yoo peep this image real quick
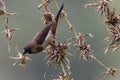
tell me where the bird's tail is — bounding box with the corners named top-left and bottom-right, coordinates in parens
top-left (55, 3), bottom-right (64, 22)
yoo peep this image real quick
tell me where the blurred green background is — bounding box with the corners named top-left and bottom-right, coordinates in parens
top-left (0, 0), bottom-right (120, 80)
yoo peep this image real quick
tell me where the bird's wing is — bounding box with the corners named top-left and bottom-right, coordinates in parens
top-left (32, 23), bottom-right (52, 45)
top-left (31, 45), bottom-right (43, 53)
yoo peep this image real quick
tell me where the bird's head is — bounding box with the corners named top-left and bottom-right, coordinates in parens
top-left (22, 47), bottom-right (32, 55)
top-left (22, 40), bottom-right (44, 55)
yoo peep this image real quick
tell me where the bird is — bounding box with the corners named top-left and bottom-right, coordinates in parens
top-left (22, 3), bottom-right (64, 55)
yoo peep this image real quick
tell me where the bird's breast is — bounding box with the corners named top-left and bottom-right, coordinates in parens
top-left (41, 30), bottom-right (53, 49)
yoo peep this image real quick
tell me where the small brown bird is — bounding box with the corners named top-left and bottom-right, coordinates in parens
top-left (23, 3), bottom-right (64, 55)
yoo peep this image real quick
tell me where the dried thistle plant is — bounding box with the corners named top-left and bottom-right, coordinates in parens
top-left (0, 0), bottom-right (17, 53)
top-left (1, 17), bottom-right (19, 53)
top-left (0, 0), bottom-right (16, 16)
top-left (41, 10), bottom-right (66, 25)
top-left (59, 10), bottom-right (66, 19)
top-left (69, 32), bottom-right (94, 61)
top-left (0, 9), bottom-right (16, 16)
top-left (85, 0), bottom-right (120, 77)
top-left (75, 43), bottom-right (94, 61)
top-left (85, 0), bottom-right (112, 16)
top-left (92, 56), bottom-right (119, 76)
top-left (45, 42), bottom-right (71, 68)
top-left (102, 4), bottom-right (120, 53)
top-left (105, 9), bottom-right (120, 26)
top-left (45, 41), bottom-right (72, 79)
top-left (101, 67), bottom-right (119, 76)
top-left (10, 48), bottom-right (32, 67)
top-left (85, 0), bottom-right (120, 54)
top-left (104, 27), bottom-right (120, 53)
top-left (38, 0), bottom-right (53, 11)
top-left (42, 11), bottom-right (55, 24)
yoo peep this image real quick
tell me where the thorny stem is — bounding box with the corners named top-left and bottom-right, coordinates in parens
top-left (93, 56), bottom-right (109, 69)
top-left (64, 17), bottom-right (78, 36)
top-left (53, 0), bottom-right (78, 36)
top-left (60, 61), bottom-right (66, 77)
top-left (53, 0), bottom-right (59, 9)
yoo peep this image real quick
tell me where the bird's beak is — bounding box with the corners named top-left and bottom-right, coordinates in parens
top-left (22, 49), bottom-right (27, 55)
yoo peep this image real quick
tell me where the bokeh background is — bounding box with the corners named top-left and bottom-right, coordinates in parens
top-left (0, 0), bottom-right (120, 80)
